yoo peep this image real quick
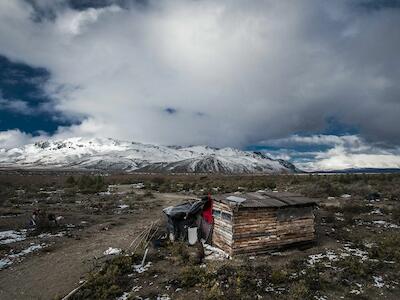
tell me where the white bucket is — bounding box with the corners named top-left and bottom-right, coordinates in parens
top-left (188, 227), bottom-right (198, 245)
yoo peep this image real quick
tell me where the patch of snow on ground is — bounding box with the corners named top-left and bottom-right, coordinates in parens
top-left (342, 245), bottom-right (369, 261)
top-left (349, 289), bottom-right (362, 295)
top-left (38, 231), bottom-right (66, 238)
top-left (157, 295), bottom-right (170, 300)
top-left (335, 213), bottom-right (345, 221)
top-left (370, 208), bottom-right (383, 215)
top-left (373, 275), bottom-right (385, 288)
top-left (132, 285), bottom-right (142, 292)
top-left (0, 258), bottom-right (12, 270)
top-left (372, 220), bottom-right (400, 229)
top-left (0, 214), bottom-right (20, 219)
top-left (308, 250), bottom-right (339, 266)
top-left (99, 191), bottom-right (111, 196)
top-left (307, 245), bottom-right (369, 267)
top-left (118, 204), bottom-right (129, 209)
top-left (103, 247), bottom-right (122, 256)
top-left (0, 230), bottom-right (27, 245)
top-left (364, 242), bottom-right (375, 249)
top-left (0, 243), bottom-right (44, 270)
top-left (116, 292), bottom-right (130, 300)
top-left (203, 243), bottom-right (230, 260)
top-left (134, 262), bottom-right (152, 273)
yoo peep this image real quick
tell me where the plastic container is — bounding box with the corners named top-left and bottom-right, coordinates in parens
top-left (188, 227), bottom-right (198, 245)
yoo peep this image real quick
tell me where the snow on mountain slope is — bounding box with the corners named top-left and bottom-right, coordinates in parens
top-left (0, 137), bottom-right (299, 174)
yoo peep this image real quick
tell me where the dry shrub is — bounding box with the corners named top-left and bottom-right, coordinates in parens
top-left (72, 255), bottom-right (136, 300)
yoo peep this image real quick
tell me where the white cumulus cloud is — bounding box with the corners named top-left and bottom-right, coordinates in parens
top-left (299, 146), bottom-right (400, 171)
top-left (268, 134), bottom-right (400, 171)
top-left (0, 0), bottom-right (399, 171)
top-left (0, 129), bottom-right (40, 149)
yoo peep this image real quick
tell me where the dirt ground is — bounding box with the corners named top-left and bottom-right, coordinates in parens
top-left (1, 172), bottom-right (399, 299)
top-left (0, 191), bottom-right (188, 300)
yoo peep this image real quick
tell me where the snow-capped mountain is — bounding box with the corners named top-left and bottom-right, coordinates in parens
top-left (0, 137), bottom-right (299, 174)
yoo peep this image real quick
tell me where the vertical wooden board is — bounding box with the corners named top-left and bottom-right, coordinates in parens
top-left (212, 200), bottom-right (234, 254)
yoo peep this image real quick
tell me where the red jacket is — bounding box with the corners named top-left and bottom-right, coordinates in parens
top-left (202, 194), bottom-right (213, 224)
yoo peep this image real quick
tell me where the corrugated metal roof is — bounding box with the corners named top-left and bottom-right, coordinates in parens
top-left (213, 191), bottom-right (316, 208)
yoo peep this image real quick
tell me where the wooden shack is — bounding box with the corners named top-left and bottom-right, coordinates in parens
top-left (212, 191), bottom-right (317, 256)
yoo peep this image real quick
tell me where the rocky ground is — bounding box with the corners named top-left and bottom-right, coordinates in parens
top-left (0, 172), bottom-right (399, 299)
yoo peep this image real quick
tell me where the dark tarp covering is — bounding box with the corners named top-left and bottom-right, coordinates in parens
top-left (163, 199), bottom-right (206, 219)
top-left (163, 197), bottom-right (211, 242)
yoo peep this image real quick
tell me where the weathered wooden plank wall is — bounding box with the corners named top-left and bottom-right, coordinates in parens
top-left (212, 201), bottom-right (234, 255)
top-left (232, 206), bottom-right (315, 255)
top-left (212, 202), bottom-right (315, 256)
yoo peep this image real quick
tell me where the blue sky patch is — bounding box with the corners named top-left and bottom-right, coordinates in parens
top-left (246, 144), bottom-right (330, 153)
top-left (245, 117), bottom-right (359, 163)
top-left (322, 116), bottom-right (358, 136)
top-left (0, 55), bottom-right (74, 135)
top-left (164, 107), bottom-right (177, 114)
top-left (358, 0), bottom-right (400, 11)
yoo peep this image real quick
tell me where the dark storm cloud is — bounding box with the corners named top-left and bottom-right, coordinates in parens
top-left (68, 0), bottom-right (149, 10)
top-left (358, 0), bottom-right (400, 11)
top-left (24, 0), bottom-right (59, 22)
top-left (0, 0), bottom-right (400, 172)
top-left (0, 55), bottom-right (74, 134)
top-left (164, 107), bottom-right (177, 114)
top-left (24, 0), bottom-right (149, 21)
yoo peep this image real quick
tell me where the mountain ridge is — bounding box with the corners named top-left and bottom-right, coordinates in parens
top-left (312, 168), bottom-right (400, 174)
top-left (0, 137), bottom-right (299, 174)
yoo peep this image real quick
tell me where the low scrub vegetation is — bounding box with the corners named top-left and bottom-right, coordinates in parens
top-left (1, 171), bottom-right (400, 299)
top-left (66, 175), bottom-right (106, 194)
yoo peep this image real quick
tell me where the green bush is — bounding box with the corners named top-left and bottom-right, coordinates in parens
top-left (66, 176), bottom-right (76, 186)
top-left (368, 233), bottom-right (400, 263)
top-left (337, 257), bottom-right (376, 282)
top-left (270, 269), bottom-right (288, 284)
top-left (266, 181), bottom-right (277, 190)
top-left (179, 266), bottom-right (208, 287)
top-left (75, 175), bottom-right (106, 194)
top-left (143, 190), bottom-right (155, 198)
top-left (288, 280), bottom-right (310, 300)
top-left (169, 242), bottom-right (190, 263)
top-left (389, 207), bottom-right (400, 224)
top-left (73, 255), bottom-right (134, 300)
top-left (300, 181), bottom-right (343, 198)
